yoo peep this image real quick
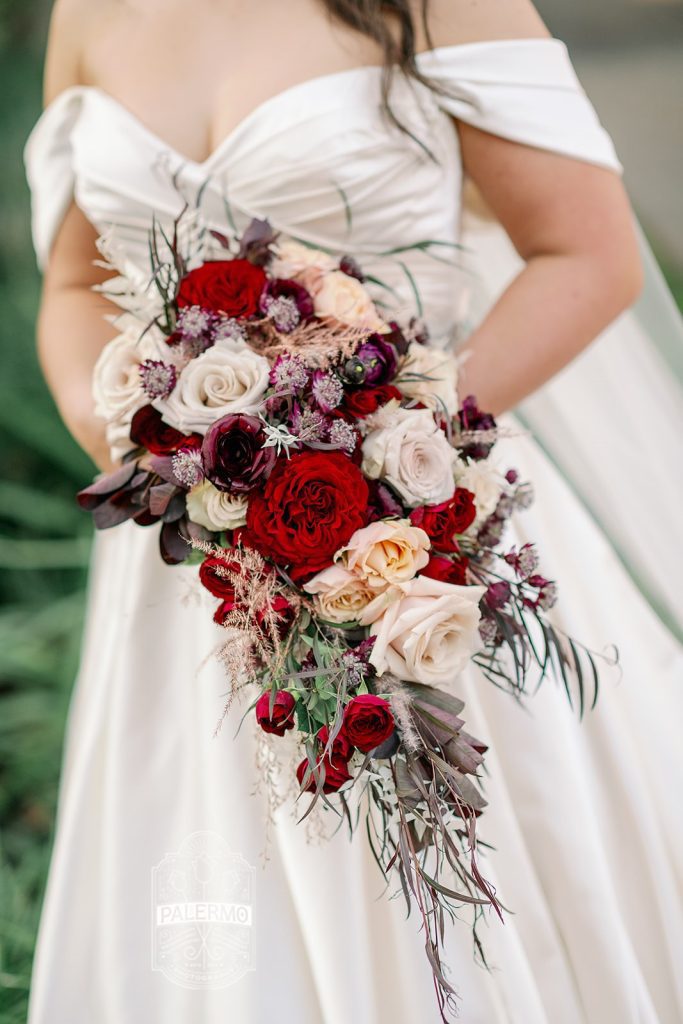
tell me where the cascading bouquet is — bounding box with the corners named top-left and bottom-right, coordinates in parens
top-left (79, 211), bottom-right (606, 1020)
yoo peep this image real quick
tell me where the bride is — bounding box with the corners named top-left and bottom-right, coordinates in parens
top-left (24, 0), bottom-right (683, 1021)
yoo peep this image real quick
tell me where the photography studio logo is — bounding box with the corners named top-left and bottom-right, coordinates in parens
top-left (151, 831), bottom-right (255, 989)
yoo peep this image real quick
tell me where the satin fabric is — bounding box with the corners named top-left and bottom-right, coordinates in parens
top-left (23, 38), bottom-right (683, 1023)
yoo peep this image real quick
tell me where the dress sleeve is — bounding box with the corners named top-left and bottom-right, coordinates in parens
top-left (23, 87), bottom-right (84, 271)
top-left (416, 39), bottom-right (623, 174)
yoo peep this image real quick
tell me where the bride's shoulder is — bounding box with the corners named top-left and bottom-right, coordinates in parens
top-left (418, 0), bottom-right (550, 48)
top-left (43, 0), bottom-right (117, 102)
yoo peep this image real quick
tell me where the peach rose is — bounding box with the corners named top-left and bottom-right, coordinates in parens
top-left (303, 564), bottom-right (376, 624)
top-left (365, 574), bottom-right (485, 686)
top-left (270, 240), bottom-right (337, 295)
top-left (337, 519), bottom-right (430, 591)
top-left (313, 270), bottom-right (386, 331)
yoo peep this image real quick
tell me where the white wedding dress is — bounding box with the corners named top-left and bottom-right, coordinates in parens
top-left (23, 39), bottom-right (683, 1024)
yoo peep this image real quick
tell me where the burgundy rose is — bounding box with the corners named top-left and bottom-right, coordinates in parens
top-left (343, 694), bottom-right (395, 753)
top-left (177, 259), bottom-right (267, 318)
top-left (342, 384), bottom-right (402, 419)
top-left (421, 554), bottom-right (470, 586)
top-left (130, 405), bottom-right (201, 456)
top-left (242, 451), bottom-right (369, 583)
top-left (255, 691), bottom-right (296, 737)
top-left (317, 724), bottom-right (353, 764)
top-left (409, 488), bottom-right (476, 553)
top-left (202, 414), bottom-right (276, 494)
top-left (296, 754), bottom-right (352, 794)
top-left (198, 555), bottom-right (240, 600)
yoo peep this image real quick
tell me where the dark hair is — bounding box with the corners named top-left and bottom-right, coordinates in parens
top-left (321, 1), bottom-right (438, 131)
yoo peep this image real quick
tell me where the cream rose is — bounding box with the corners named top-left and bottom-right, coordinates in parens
top-left (455, 459), bottom-right (504, 524)
top-left (186, 481), bottom-right (248, 531)
top-left (366, 574), bottom-right (486, 686)
top-left (92, 325), bottom-right (159, 460)
top-left (396, 343), bottom-right (459, 416)
top-left (303, 564), bottom-right (376, 624)
top-left (313, 270), bottom-right (385, 331)
top-left (337, 519), bottom-right (430, 591)
top-left (270, 239), bottom-right (337, 294)
top-left (155, 337), bottom-right (270, 434)
top-left (361, 407), bottom-right (457, 507)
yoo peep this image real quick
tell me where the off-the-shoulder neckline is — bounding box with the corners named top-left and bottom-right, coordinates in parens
top-left (26, 37), bottom-right (566, 170)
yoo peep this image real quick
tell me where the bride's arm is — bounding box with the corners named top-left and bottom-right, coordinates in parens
top-left (36, 0), bottom-right (119, 472)
top-left (423, 0), bottom-right (644, 414)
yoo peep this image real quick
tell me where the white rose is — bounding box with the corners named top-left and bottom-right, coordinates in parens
top-left (303, 564), bottom-right (376, 624)
top-left (396, 343), bottom-right (459, 416)
top-left (361, 407), bottom-right (456, 507)
top-left (92, 324), bottom-right (160, 460)
top-left (313, 271), bottom-right (386, 331)
top-left (155, 337), bottom-right (270, 434)
top-left (366, 574), bottom-right (486, 686)
top-left (337, 519), bottom-right (430, 590)
top-left (186, 480), bottom-right (248, 531)
top-left (456, 459), bottom-right (504, 524)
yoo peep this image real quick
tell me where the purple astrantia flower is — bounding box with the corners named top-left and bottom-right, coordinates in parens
top-left (310, 370), bottom-right (344, 413)
top-left (328, 419), bottom-right (357, 455)
top-left (212, 317), bottom-right (247, 344)
top-left (171, 447), bottom-right (204, 490)
top-left (505, 543), bottom-right (540, 579)
top-left (269, 353), bottom-right (310, 393)
top-left (176, 304), bottom-right (216, 341)
top-left (485, 581), bottom-right (511, 611)
top-left (139, 359), bottom-right (177, 400)
top-left (260, 279), bottom-right (314, 333)
top-left (354, 334), bottom-right (399, 387)
top-left (202, 414), bottom-right (276, 493)
top-left (289, 402), bottom-right (327, 444)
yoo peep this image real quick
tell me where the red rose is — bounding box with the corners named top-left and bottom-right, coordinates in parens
top-left (213, 599), bottom-right (238, 625)
top-left (254, 594), bottom-right (297, 641)
top-left (130, 405), bottom-right (201, 455)
top-left (198, 555), bottom-right (240, 600)
top-left (317, 724), bottom-right (353, 764)
top-left (255, 691), bottom-right (296, 737)
top-left (343, 694), bottom-right (395, 753)
top-left (177, 259), bottom-right (267, 318)
top-left (342, 384), bottom-right (402, 419)
top-left (296, 754), bottom-right (352, 794)
top-left (409, 488), bottom-right (476, 553)
top-left (243, 451), bottom-right (369, 582)
top-left (421, 554), bottom-right (470, 586)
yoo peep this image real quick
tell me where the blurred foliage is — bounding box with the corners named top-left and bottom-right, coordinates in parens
top-left (0, 6), bottom-right (681, 1023)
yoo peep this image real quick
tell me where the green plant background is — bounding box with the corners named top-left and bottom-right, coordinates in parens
top-left (0, 4), bottom-right (682, 1023)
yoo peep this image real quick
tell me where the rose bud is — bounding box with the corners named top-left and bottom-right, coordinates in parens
top-left (198, 555), bottom-right (240, 600)
top-left (409, 488), bottom-right (476, 553)
top-left (296, 754), bottom-right (352, 794)
top-left (343, 694), bottom-right (395, 753)
top-left (254, 594), bottom-right (297, 641)
top-left (255, 691), bottom-right (296, 737)
top-left (421, 554), bottom-right (470, 586)
top-left (130, 405), bottom-right (201, 456)
top-left (317, 724), bottom-right (353, 764)
top-left (202, 414), bottom-right (276, 494)
top-left (213, 598), bottom-right (238, 626)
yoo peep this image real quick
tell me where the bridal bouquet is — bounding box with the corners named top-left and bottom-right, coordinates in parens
top-left (79, 213), bottom-right (602, 1020)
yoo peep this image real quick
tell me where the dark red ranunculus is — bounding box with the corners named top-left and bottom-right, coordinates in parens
top-left (421, 554), bottom-right (470, 587)
top-left (296, 754), bottom-right (352, 794)
top-left (130, 405), bottom-right (201, 456)
top-left (409, 488), bottom-right (476, 553)
top-left (202, 414), bottom-right (276, 494)
top-left (317, 724), bottom-right (353, 764)
top-left (198, 555), bottom-right (241, 600)
top-left (255, 691), bottom-right (296, 737)
top-left (177, 259), bottom-right (267, 318)
top-left (342, 384), bottom-right (402, 419)
top-left (243, 451), bottom-right (368, 582)
top-left (343, 694), bottom-right (395, 753)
